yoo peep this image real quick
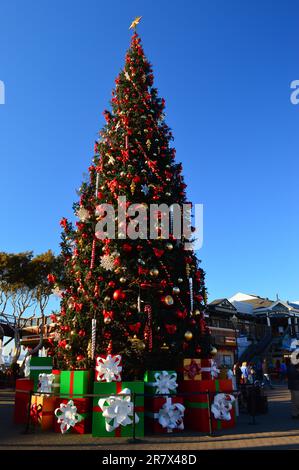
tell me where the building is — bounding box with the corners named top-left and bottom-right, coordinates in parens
top-left (206, 292), bottom-right (299, 368)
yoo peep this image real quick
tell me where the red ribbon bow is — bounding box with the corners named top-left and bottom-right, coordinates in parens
top-left (30, 404), bottom-right (43, 425)
top-left (184, 360), bottom-right (202, 380)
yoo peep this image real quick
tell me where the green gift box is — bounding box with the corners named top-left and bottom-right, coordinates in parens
top-left (60, 370), bottom-right (91, 398)
top-left (92, 381), bottom-right (144, 437)
top-left (29, 357), bottom-right (53, 391)
top-left (144, 370), bottom-right (178, 395)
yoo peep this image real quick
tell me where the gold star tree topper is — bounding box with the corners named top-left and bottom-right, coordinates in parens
top-left (129, 16), bottom-right (142, 30)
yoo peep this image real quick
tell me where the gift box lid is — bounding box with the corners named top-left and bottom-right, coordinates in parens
top-left (30, 357), bottom-right (53, 367)
top-left (144, 370), bottom-right (177, 382)
top-left (15, 378), bottom-right (34, 391)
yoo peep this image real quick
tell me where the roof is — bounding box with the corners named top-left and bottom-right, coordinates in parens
top-left (208, 298), bottom-right (227, 306)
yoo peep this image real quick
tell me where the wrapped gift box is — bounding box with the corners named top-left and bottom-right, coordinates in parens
top-left (92, 381), bottom-right (144, 437)
top-left (14, 378), bottom-right (34, 424)
top-left (30, 394), bottom-right (57, 430)
top-left (179, 379), bottom-right (235, 432)
top-left (60, 370), bottom-right (91, 398)
top-left (54, 397), bottom-right (92, 434)
top-left (183, 358), bottom-right (218, 381)
top-left (144, 370), bottom-right (178, 395)
top-left (52, 369), bottom-right (60, 395)
top-left (29, 357), bottom-right (53, 391)
top-left (145, 396), bottom-right (185, 434)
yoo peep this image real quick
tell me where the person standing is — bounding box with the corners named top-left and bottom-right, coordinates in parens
top-left (262, 358), bottom-right (274, 389)
top-left (240, 362), bottom-right (249, 384)
top-left (287, 362), bottom-right (299, 418)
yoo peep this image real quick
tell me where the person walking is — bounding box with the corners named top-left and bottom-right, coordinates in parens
top-left (280, 361), bottom-right (287, 382)
top-left (287, 361), bottom-right (299, 419)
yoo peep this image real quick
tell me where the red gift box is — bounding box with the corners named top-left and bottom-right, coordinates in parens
top-left (54, 397), bottom-right (92, 434)
top-left (145, 396), bottom-right (185, 434)
top-left (14, 378), bottom-right (34, 424)
top-left (179, 379), bottom-right (235, 432)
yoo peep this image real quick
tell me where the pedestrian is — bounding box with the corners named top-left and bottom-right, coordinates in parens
top-left (280, 362), bottom-right (287, 382)
top-left (287, 361), bottom-right (299, 419)
top-left (262, 358), bottom-right (274, 389)
top-left (234, 362), bottom-right (242, 388)
top-left (240, 362), bottom-right (249, 384)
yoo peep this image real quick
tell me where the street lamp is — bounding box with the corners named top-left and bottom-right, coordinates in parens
top-left (231, 314), bottom-right (239, 362)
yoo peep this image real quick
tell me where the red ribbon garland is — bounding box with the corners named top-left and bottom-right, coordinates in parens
top-left (144, 304), bottom-right (153, 351)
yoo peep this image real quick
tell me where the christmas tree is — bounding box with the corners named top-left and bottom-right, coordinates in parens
top-left (50, 23), bottom-right (212, 379)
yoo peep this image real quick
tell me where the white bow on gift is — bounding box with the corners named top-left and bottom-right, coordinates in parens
top-left (211, 393), bottom-right (235, 421)
top-left (152, 371), bottom-right (178, 394)
top-left (55, 400), bottom-right (81, 434)
top-left (98, 387), bottom-right (139, 432)
top-left (24, 356), bottom-right (31, 377)
top-left (95, 354), bottom-right (122, 382)
top-left (38, 373), bottom-right (55, 394)
top-left (155, 397), bottom-right (185, 433)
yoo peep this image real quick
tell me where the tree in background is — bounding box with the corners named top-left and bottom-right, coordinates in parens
top-left (51, 31), bottom-right (212, 378)
top-left (0, 250), bottom-right (62, 364)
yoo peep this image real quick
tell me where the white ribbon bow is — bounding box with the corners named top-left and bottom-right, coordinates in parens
top-left (38, 373), bottom-right (55, 394)
top-left (55, 400), bottom-right (81, 434)
top-left (151, 371), bottom-right (178, 394)
top-left (98, 387), bottom-right (139, 432)
top-left (154, 397), bottom-right (185, 433)
top-left (211, 393), bottom-right (235, 421)
top-left (24, 356), bottom-right (31, 377)
top-left (95, 354), bottom-right (122, 382)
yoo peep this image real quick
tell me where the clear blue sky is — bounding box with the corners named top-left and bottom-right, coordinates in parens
top-left (0, 0), bottom-right (298, 304)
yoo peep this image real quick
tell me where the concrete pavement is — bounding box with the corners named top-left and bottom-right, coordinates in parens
top-left (1, 384), bottom-right (299, 450)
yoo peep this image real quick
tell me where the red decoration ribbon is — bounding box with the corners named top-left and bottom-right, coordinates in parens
top-left (144, 304), bottom-right (153, 352)
top-left (70, 371), bottom-right (74, 397)
top-left (30, 404), bottom-right (43, 425)
top-left (184, 360), bottom-right (202, 380)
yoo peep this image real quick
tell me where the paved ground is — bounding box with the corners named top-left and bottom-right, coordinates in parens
top-left (1, 384), bottom-right (299, 450)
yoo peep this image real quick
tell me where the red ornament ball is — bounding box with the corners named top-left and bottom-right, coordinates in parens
top-left (122, 243), bottom-right (132, 253)
top-left (113, 289), bottom-right (126, 301)
top-left (76, 355), bottom-right (85, 362)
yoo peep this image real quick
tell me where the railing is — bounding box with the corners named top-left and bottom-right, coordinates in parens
top-left (207, 318), bottom-right (269, 340)
top-left (0, 315), bottom-right (52, 329)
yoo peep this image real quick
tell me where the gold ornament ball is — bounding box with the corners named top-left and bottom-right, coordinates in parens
top-left (166, 242), bottom-right (173, 251)
top-left (177, 278), bottom-right (183, 284)
top-left (194, 309), bottom-right (201, 316)
top-left (120, 171), bottom-right (126, 177)
top-left (163, 295), bottom-right (174, 306)
top-left (119, 277), bottom-right (127, 283)
top-left (165, 192), bottom-right (171, 197)
top-left (150, 268), bottom-right (159, 277)
top-left (104, 317), bottom-right (111, 324)
top-left (184, 331), bottom-right (193, 341)
top-left (65, 344), bottom-right (71, 351)
top-left (70, 330), bottom-right (76, 336)
top-left (172, 286), bottom-right (180, 294)
top-left (210, 346), bottom-right (218, 356)
top-left (104, 296), bottom-right (110, 303)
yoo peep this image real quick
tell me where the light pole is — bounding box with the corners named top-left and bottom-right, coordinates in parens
top-left (231, 314), bottom-right (239, 363)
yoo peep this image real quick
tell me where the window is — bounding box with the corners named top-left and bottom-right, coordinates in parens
top-left (223, 354), bottom-right (233, 367)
